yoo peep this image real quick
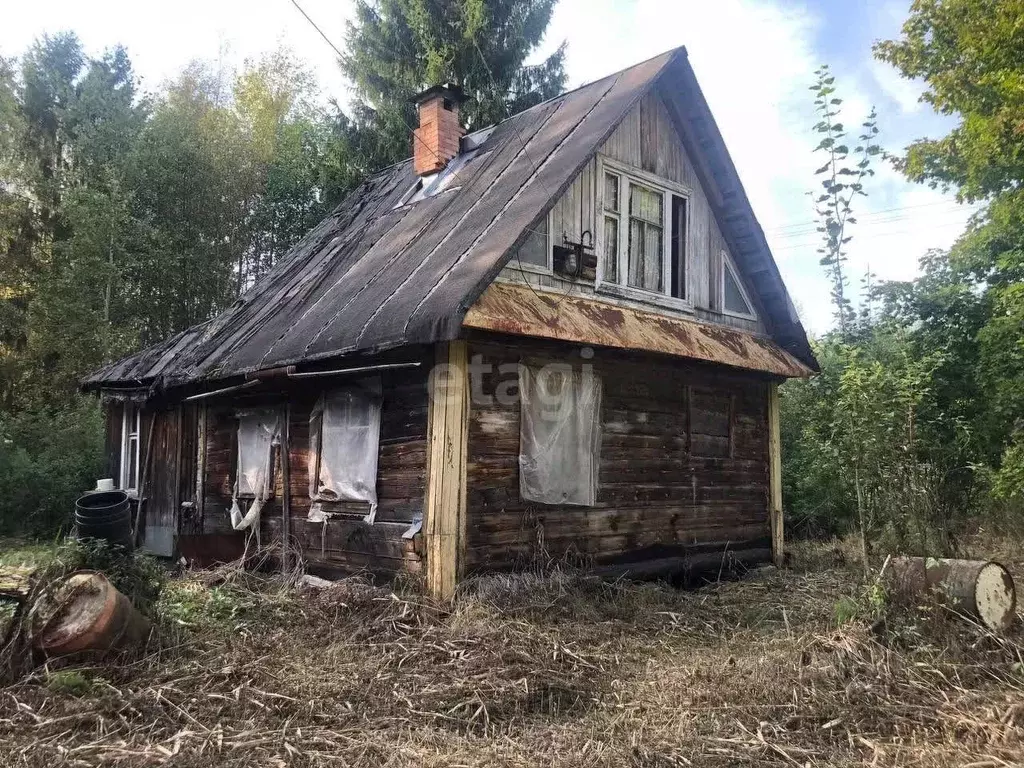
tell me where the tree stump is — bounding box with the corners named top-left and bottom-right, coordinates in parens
top-left (887, 557), bottom-right (1017, 632)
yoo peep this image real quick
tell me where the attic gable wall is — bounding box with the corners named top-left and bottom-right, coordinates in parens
top-left (500, 83), bottom-right (764, 333)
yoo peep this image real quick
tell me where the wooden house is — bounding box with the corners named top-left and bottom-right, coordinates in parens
top-left (84, 48), bottom-right (817, 597)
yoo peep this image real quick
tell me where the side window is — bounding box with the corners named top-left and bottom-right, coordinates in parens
top-left (689, 389), bottom-right (732, 458)
top-left (513, 214), bottom-right (549, 269)
top-left (309, 379), bottom-right (382, 521)
top-left (235, 409), bottom-right (280, 499)
top-left (518, 364), bottom-right (602, 506)
top-left (721, 252), bottom-right (756, 318)
top-left (120, 403), bottom-right (141, 493)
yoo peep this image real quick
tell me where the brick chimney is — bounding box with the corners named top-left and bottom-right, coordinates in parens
top-left (413, 84), bottom-right (466, 176)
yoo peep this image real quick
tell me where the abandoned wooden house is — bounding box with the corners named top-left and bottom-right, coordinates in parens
top-left (84, 47), bottom-right (817, 597)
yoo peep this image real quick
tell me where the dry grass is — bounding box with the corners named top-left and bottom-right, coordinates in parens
top-left (0, 542), bottom-right (1022, 767)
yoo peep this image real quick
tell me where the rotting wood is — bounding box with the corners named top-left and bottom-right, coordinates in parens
top-left (196, 403), bottom-right (207, 521)
top-left (281, 402), bottom-right (291, 571)
top-left (464, 335), bottom-right (772, 571)
top-left (887, 556), bottom-right (1017, 632)
top-left (423, 340), bottom-right (470, 599)
top-left (463, 282), bottom-right (813, 379)
top-left (134, 410), bottom-right (157, 549)
top-left (768, 383), bottom-right (783, 568)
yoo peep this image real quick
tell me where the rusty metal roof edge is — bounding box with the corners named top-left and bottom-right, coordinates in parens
top-left (462, 282), bottom-right (814, 379)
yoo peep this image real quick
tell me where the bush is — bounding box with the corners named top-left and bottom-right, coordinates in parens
top-left (0, 398), bottom-right (104, 537)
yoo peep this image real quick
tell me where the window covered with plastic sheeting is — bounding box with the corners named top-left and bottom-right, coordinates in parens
top-left (518, 364), bottom-right (602, 506)
top-left (231, 409), bottom-right (281, 531)
top-left (308, 378), bottom-right (382, 522)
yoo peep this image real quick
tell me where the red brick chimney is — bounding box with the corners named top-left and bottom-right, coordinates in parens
top-left (413, 84), bottom-right (466, 176)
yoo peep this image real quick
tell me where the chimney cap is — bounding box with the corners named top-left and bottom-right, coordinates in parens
top-left (413, 83), bottom-right (467, 107)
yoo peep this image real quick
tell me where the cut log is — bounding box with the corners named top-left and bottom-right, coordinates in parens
top-left (887, 557), bottom-right (1017, 632)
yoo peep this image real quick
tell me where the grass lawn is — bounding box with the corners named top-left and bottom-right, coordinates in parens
top-left (0, 540), bottom-right (1020, 766)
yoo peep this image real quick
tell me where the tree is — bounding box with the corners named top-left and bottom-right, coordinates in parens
top-left (874, 0), bottom-right (1024, 201)
top-left (342, 0), bottom-right (567, 168)
top-left (809, 65), bottom-right (881, 336)
top-left (877, 1), bottom-right (1024, 500)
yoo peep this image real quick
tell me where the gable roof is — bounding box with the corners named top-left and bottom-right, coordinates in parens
top-left (84, 47), bottom-right (816, 393)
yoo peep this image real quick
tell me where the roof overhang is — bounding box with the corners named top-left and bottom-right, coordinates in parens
top-left (462, 282), bottom-right (814, 379)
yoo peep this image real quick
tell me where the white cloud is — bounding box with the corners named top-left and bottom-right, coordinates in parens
top-left (0, 0), bottom-right (356, 103)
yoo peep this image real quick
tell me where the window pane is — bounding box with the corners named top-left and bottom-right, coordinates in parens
top-left (604, 172), bottom-right (619, 212)
top-left (724, 261), bottom-right (753, 315)
top-left (518, 365), bottom-right (602, 506)
top-left (311, 380), bottom-right (382, 519)
top-left (627, 219), bottom-right (663, 292)
top-left (670, 195), bottom-right (686, 299)
top-left (237, 410), bottom-right (280, 497)
top-left (603, 215), bottom-right (618, 282)
top-left (629, 183), bottom-right (662, 224)
top-left (513, 214), bottom-right (548, 268)
top-left (127, 435), bottom-right (138, 490)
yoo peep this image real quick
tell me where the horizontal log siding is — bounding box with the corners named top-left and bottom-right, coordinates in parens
top-left (196, 365), bottom-right (430, 574)
top-left (465, 336), bottom-right (771, 571)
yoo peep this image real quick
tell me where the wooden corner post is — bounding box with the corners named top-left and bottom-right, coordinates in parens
top-left (768, 382), bottom-right (784, 567)
top-left (423, 340), bottom-right (470, 599)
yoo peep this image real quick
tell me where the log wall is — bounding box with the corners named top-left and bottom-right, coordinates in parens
top-left (181, 363), bottom-right (431, 573)
top-left (464, 334), bottom-right (772, 571)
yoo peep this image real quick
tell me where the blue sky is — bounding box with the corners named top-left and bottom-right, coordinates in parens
top-left (0, 0), bottom-right (974, 334)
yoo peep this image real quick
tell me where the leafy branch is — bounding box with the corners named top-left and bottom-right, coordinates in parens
top-left (810, 65), bottom-right (881, 337)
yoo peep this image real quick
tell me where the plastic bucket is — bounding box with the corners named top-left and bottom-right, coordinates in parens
top-left (75, 491), bottom-right (133, 551)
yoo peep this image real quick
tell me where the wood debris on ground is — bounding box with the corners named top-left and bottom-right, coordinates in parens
top-left (0, 546), bottom-right (1020, 767)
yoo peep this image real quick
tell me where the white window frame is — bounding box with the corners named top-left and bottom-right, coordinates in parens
top-left (120, 404), bottom-right (141, 495)
top-left (596, 155), bottom-right (693, 312)
top-left (720, 250), bottom-right (757, 321)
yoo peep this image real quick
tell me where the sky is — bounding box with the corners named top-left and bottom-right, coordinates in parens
top-left (0, 0), bottom-right (976, 335)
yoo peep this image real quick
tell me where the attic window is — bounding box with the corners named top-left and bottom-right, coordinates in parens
top-left (599, 159), bottom-right (689, 305)
top-left (721, 252), bottom-right (755, 319)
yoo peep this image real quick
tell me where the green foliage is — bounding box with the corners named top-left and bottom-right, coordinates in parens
top-left (342, 0), bottom-right (567, 167)
top-left (56, 537), bottom-right (166, 616)
top-left (158, 576), bottom-right (300, 636)
top-left (809, 65), bottom-right (881, 336)
top-left (833, 580), bottom-right (887, 627)
top-left (45, 669), bottom-right (106, 697)
top-left (0, 399), bottom-right (103, 537)
top-left (874, 0), bottom-right (1024, 201)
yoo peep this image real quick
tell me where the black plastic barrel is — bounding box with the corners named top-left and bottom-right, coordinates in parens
top-left (75, 491), bottom-right (134, 551)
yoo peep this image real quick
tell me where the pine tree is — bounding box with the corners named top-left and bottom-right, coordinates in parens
top-left (342, 0), bottom-right (567, 169)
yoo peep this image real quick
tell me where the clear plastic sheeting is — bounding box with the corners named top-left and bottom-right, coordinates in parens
top-left (308, 378), bottom-right (382, 523)
top-left (230, 409), bottom-right (281, 531)
top-left (519, 365), bottom-right (602, 506)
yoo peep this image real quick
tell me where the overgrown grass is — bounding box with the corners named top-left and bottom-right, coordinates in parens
top-left (0, 540), bottom-right (1019, 766)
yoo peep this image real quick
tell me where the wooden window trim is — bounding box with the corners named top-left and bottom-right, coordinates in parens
top-left (120, 404), bottom-right (141, 496)
top-left (595, 155), bottom-right (693, 311)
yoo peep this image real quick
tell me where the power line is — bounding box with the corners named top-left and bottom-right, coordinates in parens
top-left (764, 199), bottom-right (970, 235)
top-left (288, 0), bottom-right (345, 59)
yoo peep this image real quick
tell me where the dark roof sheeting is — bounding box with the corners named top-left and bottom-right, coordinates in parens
top-left (84, 47), bottom-right (816, 391)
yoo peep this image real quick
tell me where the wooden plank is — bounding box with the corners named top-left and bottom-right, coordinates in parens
top-left (768, 382), bottom-right (783, 567)
top-left (281, 402), bottom-right (291, 571)
top-left (423, 340), bottom-right (470, 599)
